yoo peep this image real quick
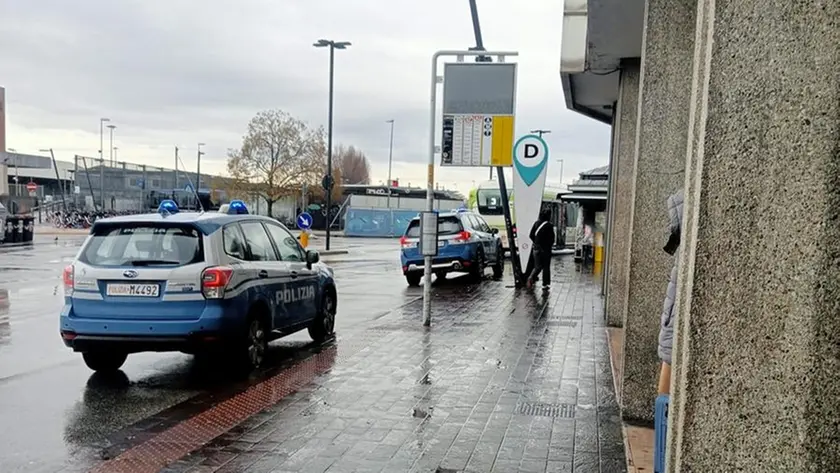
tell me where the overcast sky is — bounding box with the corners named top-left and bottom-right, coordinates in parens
top-left (0, 0), bottom-right (609, 191)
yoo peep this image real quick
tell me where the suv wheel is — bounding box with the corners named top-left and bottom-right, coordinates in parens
top-left (82, 351), bottom-right (127, 372)
top-left (492, 247), bottom-right (504, 279)
top-left (309, 290), bottom-right (337, 343)
top-left (470, 250), bottom-right (485, 283)
top-left (406, 273), bottom-right (422, 287)
top-left (235, 316), bottom-right (268, 371)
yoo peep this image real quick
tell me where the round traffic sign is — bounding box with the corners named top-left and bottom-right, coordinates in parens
top-left (25, 182), bottom-right (37, 192)
top-left (297, 212), bottom-right (313, 230)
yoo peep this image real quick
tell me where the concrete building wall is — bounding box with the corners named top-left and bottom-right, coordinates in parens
top-left (666, 0), bottom-right (840, 471)
top-left (605, 59), bottom-right (640, 328)
top-left (620, 0), bottom-right (696, 423)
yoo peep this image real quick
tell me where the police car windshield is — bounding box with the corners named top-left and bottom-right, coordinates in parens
top-left (405, 216), bottom-right (462, 238)
top-left (79, 224), bottom-right (203, 267)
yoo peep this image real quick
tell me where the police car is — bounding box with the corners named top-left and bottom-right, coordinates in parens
top-left (60, 200), bottom-right (337, 373)
top-left (399, 210), bottom-right (504, 286)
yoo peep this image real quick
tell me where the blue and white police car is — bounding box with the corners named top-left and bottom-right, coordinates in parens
top-left (60, 200), bottom-right (337, 373)
top-left (399, 210), bottom-right (504, 286)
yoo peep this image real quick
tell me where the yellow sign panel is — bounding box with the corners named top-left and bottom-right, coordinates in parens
top-left (440, 114), bottom-right (515, 167)
top-left (490, 115), bottom-right (514, 166)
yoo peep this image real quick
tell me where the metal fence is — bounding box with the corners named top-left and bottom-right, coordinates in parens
top-left (72, 155), bottom-right (222, 211)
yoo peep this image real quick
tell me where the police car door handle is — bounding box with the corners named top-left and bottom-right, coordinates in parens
top-left (258, 270), bottom-right (268, 278)
top-left (289, 270), bottom-right (299, 279)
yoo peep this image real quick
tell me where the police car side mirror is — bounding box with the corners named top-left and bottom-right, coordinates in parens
top-left (306, 250), bottom-right (320, 268)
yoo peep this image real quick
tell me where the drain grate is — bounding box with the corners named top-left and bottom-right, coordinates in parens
top-left (547, 320), bottom-right (578, 327)
top-left (515, 402), bottom-right (575, 418)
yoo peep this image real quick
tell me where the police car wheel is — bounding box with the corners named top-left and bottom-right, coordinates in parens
top-left (82, 351), bottom-right (127, 373)
top-left (244, 318), bottom-right (268, 369)
top-left (492, 250), bottom-right (504, 279)
top-left (470, 251), bottom-right (485, 282)
top-left (309, 291), bottom-right (336, 343)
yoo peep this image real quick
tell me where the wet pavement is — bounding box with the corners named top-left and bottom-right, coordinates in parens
top-left (0, 235), bottom-right (624, 473)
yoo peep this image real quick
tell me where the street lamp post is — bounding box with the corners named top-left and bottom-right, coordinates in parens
top-left (386, 119), bottom-right (395, 209)
top-left (314, 38), bottom-right (351, 251)
top-left (113, 146), bottom-right (118, 162)
top-left (197, 143), bottom-right (205, 194)
top-left (107, 124), bottom-right (116, 166)
top-left (99, 118), bottom-right (110, 209)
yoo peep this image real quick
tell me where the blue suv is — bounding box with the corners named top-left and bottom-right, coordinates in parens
top-left (399, 210), bottom-right (504, 286)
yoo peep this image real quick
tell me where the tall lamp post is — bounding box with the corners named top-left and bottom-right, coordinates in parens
top-left (99, 118), bottom-right (110, 209)
top-left (107, 124), bottom-right (117, 166)
top-left (196, 142), bottom-right (205, 192)
top-left (386, 119), bottom-right (395, 209)
top-left (313, 38), bottom-right (351, 251)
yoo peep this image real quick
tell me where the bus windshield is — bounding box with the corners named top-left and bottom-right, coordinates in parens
top-left (476, 189), bottom-right (510, 216)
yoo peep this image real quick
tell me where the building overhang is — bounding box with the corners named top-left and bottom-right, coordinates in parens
top-left (559, 0), bottom-right (645, 124)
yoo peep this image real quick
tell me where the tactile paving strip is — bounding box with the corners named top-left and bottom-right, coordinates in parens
top-left (90, 333), bottom-right (384, 473)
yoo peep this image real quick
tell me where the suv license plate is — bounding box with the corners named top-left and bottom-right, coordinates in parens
top-left (106, 283), bottom-right (160, 297)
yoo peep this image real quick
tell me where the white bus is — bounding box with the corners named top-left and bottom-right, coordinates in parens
top-left (467, 180), bottom-right (578, 250)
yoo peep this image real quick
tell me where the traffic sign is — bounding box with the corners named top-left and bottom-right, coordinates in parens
top-left (184, 183), bottom-right (194, 192)
top-left (25, 182), bottom-right (37, 192)
top-left (511, 134), bottom-right (550, 271)
top-left (297, 212), bottom-right (313, 230)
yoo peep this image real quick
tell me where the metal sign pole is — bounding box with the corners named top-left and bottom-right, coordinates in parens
top-left (497, 167), bottom-right (523, 286)
top-left (423, 49), bottom-right (519, 326)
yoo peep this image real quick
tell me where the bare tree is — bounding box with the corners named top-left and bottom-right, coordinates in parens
top-left (226, 110), bottom-right (325, 216)
top-left (334, 145), bottom-right (371, 185)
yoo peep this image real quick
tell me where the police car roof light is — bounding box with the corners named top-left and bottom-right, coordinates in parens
top-left (158, 200), bottom-right (179, 215)
top-left (227, 200), bottom-right (249, 215)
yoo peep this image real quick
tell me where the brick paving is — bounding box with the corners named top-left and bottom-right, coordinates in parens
top-left (102, 260), bottom-right (626, 473)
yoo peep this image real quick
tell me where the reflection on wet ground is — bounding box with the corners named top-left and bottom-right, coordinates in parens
top-left (0, 237), bottom-right (624, 473)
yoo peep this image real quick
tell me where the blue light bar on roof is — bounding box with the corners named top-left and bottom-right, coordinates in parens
top-left (158, 199), bottom-right (179, 215)
top-left (227, 200), bottom-right (249, 215)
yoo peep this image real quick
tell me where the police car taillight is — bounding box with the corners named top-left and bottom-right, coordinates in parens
top-left (63, 265), bottom-right (74, 296)
top-left (399, 236), bottom-right (415, 249)
top-left (201, 266), bottom-right (233, 299)
top-left (451, 230), bottom-right (472, 244)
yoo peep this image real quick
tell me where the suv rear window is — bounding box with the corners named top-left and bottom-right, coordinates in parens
top-left (79, 224), bottom-right (204, 267)
top-left (405, 216), bottom-right (463, 238)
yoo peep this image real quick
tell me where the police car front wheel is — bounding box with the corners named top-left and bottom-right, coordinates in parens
top-left (82, 351), bottom-right (127, 372)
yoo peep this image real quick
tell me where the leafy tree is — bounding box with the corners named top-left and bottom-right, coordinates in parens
top-left (226, 110), bottom-right (325, 216)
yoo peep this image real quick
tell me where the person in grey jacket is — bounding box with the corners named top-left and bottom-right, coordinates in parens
top-left (658, 190), bottom-right (683, 393)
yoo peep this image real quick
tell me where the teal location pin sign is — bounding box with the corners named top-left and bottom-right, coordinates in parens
top-left (513, 135), bottom-right (549, 186)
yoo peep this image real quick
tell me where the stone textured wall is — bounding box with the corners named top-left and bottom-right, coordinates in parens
top-left (605, 60), bottom-right (640, 328)
top-left (668, 0), bottom-right (840, 471)
top-left (620, 0), bottom-right (696, 423)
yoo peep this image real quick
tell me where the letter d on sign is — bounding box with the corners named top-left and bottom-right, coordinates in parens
top-left (525, 144), bottom-right (539, 159)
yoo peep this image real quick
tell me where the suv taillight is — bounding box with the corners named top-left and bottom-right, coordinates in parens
top-left (451, 230), bottom-right (472, 244)
top-left (63, 265), bottom-right (74, 296)
top-left (399, 236), bottom-right (415, 249)
top-left (201, 266), bottom-right (233, 299)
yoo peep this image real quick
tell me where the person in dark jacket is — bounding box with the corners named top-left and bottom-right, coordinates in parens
top-left (527, 210), bottom-right (555, 289)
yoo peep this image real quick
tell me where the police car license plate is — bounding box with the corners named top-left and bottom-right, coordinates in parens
top-left (106, 283), bottom-right (160, 297)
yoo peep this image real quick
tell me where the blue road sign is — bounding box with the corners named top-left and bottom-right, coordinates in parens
top-left (185, 183), bottom-right (194, 192)
top-left (297, 212), bottom-right (313, 230)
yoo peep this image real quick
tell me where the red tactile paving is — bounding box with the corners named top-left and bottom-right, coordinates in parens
top-left (90, 346), bottom-right (342, 473)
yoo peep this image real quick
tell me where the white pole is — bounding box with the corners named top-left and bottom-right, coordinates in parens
top-left (386, 119), bottom-right (395, 209)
